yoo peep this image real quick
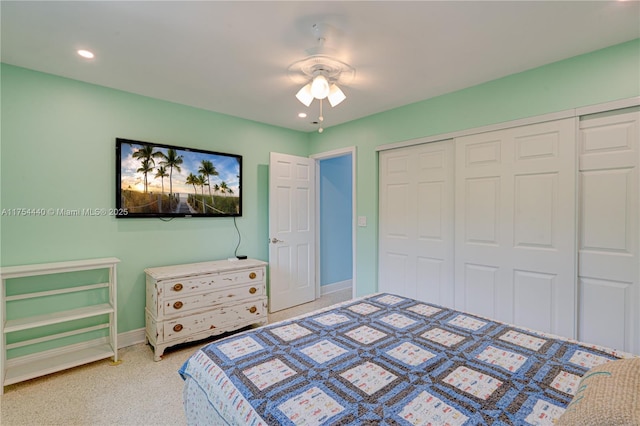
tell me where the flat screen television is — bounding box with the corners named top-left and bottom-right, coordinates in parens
top-left (115, 138), bottom-right (242, 218)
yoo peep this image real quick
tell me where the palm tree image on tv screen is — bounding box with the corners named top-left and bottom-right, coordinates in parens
top-left (118, 140), bottom-right (241, 217)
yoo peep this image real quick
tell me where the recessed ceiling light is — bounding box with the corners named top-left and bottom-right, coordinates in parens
top-left (77, 49), bottom-right (95, 59)
top-left (298, 112), bottom-right (307, 118)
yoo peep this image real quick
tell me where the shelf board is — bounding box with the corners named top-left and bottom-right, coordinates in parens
top-left (1, 257), bottom-right (120, 279)
top-left (6, 324), bottom-right (110, 350)
top-left (4, 304), bottom-right (114, 333)
top-left (5, 282), bottom-right (110, 302)
top-left (4, 343), bottom-right (115, 386)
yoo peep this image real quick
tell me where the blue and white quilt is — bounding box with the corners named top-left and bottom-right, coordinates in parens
top-left (179, 293), bottom-right (627, 425)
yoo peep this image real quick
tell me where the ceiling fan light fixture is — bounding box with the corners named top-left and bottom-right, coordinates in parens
top-left (310, 74), bottom-right (330, 99)
top-left (327, 84), bottom-right (346, 107)
top-left (295, 83), bottom-right (314, 107)
top-left (288, 23), bottom-right (356, 131)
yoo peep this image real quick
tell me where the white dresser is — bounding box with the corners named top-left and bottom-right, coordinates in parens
top-left (144, 258), bottom-right (268, 361)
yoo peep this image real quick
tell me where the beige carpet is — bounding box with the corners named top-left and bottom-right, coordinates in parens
top-left (0, 289), bottom-right (352, 425)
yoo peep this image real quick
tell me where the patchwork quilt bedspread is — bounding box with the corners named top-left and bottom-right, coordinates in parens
top-left (179, 293), bottom-right (626, 425)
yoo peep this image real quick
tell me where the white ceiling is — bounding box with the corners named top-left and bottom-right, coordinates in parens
top-left (2, 1), bottom-right (639, 132)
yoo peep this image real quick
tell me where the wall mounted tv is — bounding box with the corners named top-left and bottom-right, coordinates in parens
top-left (115, 138), bottom-right (242, 218)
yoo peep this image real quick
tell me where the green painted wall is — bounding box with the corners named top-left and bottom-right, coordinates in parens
top-left (0, 64), bottom-right (308, 334)
top-left (309, 39), bottom-right (640, 296)
top-left (1, 39), bottom-right (639, 338)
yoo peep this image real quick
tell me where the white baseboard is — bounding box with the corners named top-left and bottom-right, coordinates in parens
top-left (320, 279), bottom-right (352, 296)
top-left (118, 328), bottom-right (146, 349)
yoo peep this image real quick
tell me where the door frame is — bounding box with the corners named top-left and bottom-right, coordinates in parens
top-left (311, 146), bottom-right (357, 299)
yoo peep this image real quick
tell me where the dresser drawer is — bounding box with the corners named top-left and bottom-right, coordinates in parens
top-left (160, 267), bottom-right (264, 296)
top-left (162, 283), bottom-right (265, 316)
top-left (163, 298), bottom-right (266, 340)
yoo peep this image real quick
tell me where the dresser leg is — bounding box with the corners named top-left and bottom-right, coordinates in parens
top-left (153, 343), bottom-right (165, 361)
top-left (146, 338), bottom-right (164, 361)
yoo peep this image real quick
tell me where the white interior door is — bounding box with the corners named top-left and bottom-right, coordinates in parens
top-left (578, 110), bottom-right (639, 353)
top-left (269, 152), bottom-right (316, 312)
top-left (378, 140), bottom-right (455, 306)
top-left (454, 118), bottom-right (577, 338)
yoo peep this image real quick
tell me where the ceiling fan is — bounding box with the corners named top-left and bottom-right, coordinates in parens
top-left (287, 23), bottom-right (355, 132)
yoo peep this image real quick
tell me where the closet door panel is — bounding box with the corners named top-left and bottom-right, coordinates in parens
top-left (456, 118), bottom-right (576, 337)
top-left (381, 253), bottom-right (411, 299)
top-left (463, 263), bottom-right (499, 318)
top-left (581, 169), bottom-right (633, 253)
top-left (580, 251), bottom-right (634, 284)
top-left (513, 173), bottom-right (557, 249)
top-left (379, 140), bottom-right (454, 306)
top-left (417, 181), bottom-right (445, 246)
top-left (386, 184), bottom-right (411, 239)
top-left (464, 177), bottom-right (501, 245)
top-left (513, 270), bottom-right (555, 332)
top-left (415, 257), bottom-right (444, 303)
top-left (578, 111), bottom-right (639, 353)
top-left (579, 277), bottom-right (630, 351)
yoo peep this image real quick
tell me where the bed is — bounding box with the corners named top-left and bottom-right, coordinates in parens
top-left (179, 293), bottom-right (635, 425)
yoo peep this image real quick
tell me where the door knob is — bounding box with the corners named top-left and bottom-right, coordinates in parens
top-left (271, 237), bottom-right (284, 243)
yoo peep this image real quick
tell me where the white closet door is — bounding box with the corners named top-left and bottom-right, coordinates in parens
top-left (455, 118), bottom-right (577, 338)
top-left (578, 111), bottom-right (639, 353)
top-left (379, 140), bottom-right (455, 306)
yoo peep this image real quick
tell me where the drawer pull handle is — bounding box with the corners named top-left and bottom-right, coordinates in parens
top-left (249, 272), bottom-right (257, 279)
top-left (249, 306), bottom-right (257, 314)
top-left (249, 287), bottom-right (257, 294)
top-left (173, 324), bottom-right (183, 332)
top-left (173, 301), bottom-right (183, 309)
top-left (173, 283), bottom-right (183, 292)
